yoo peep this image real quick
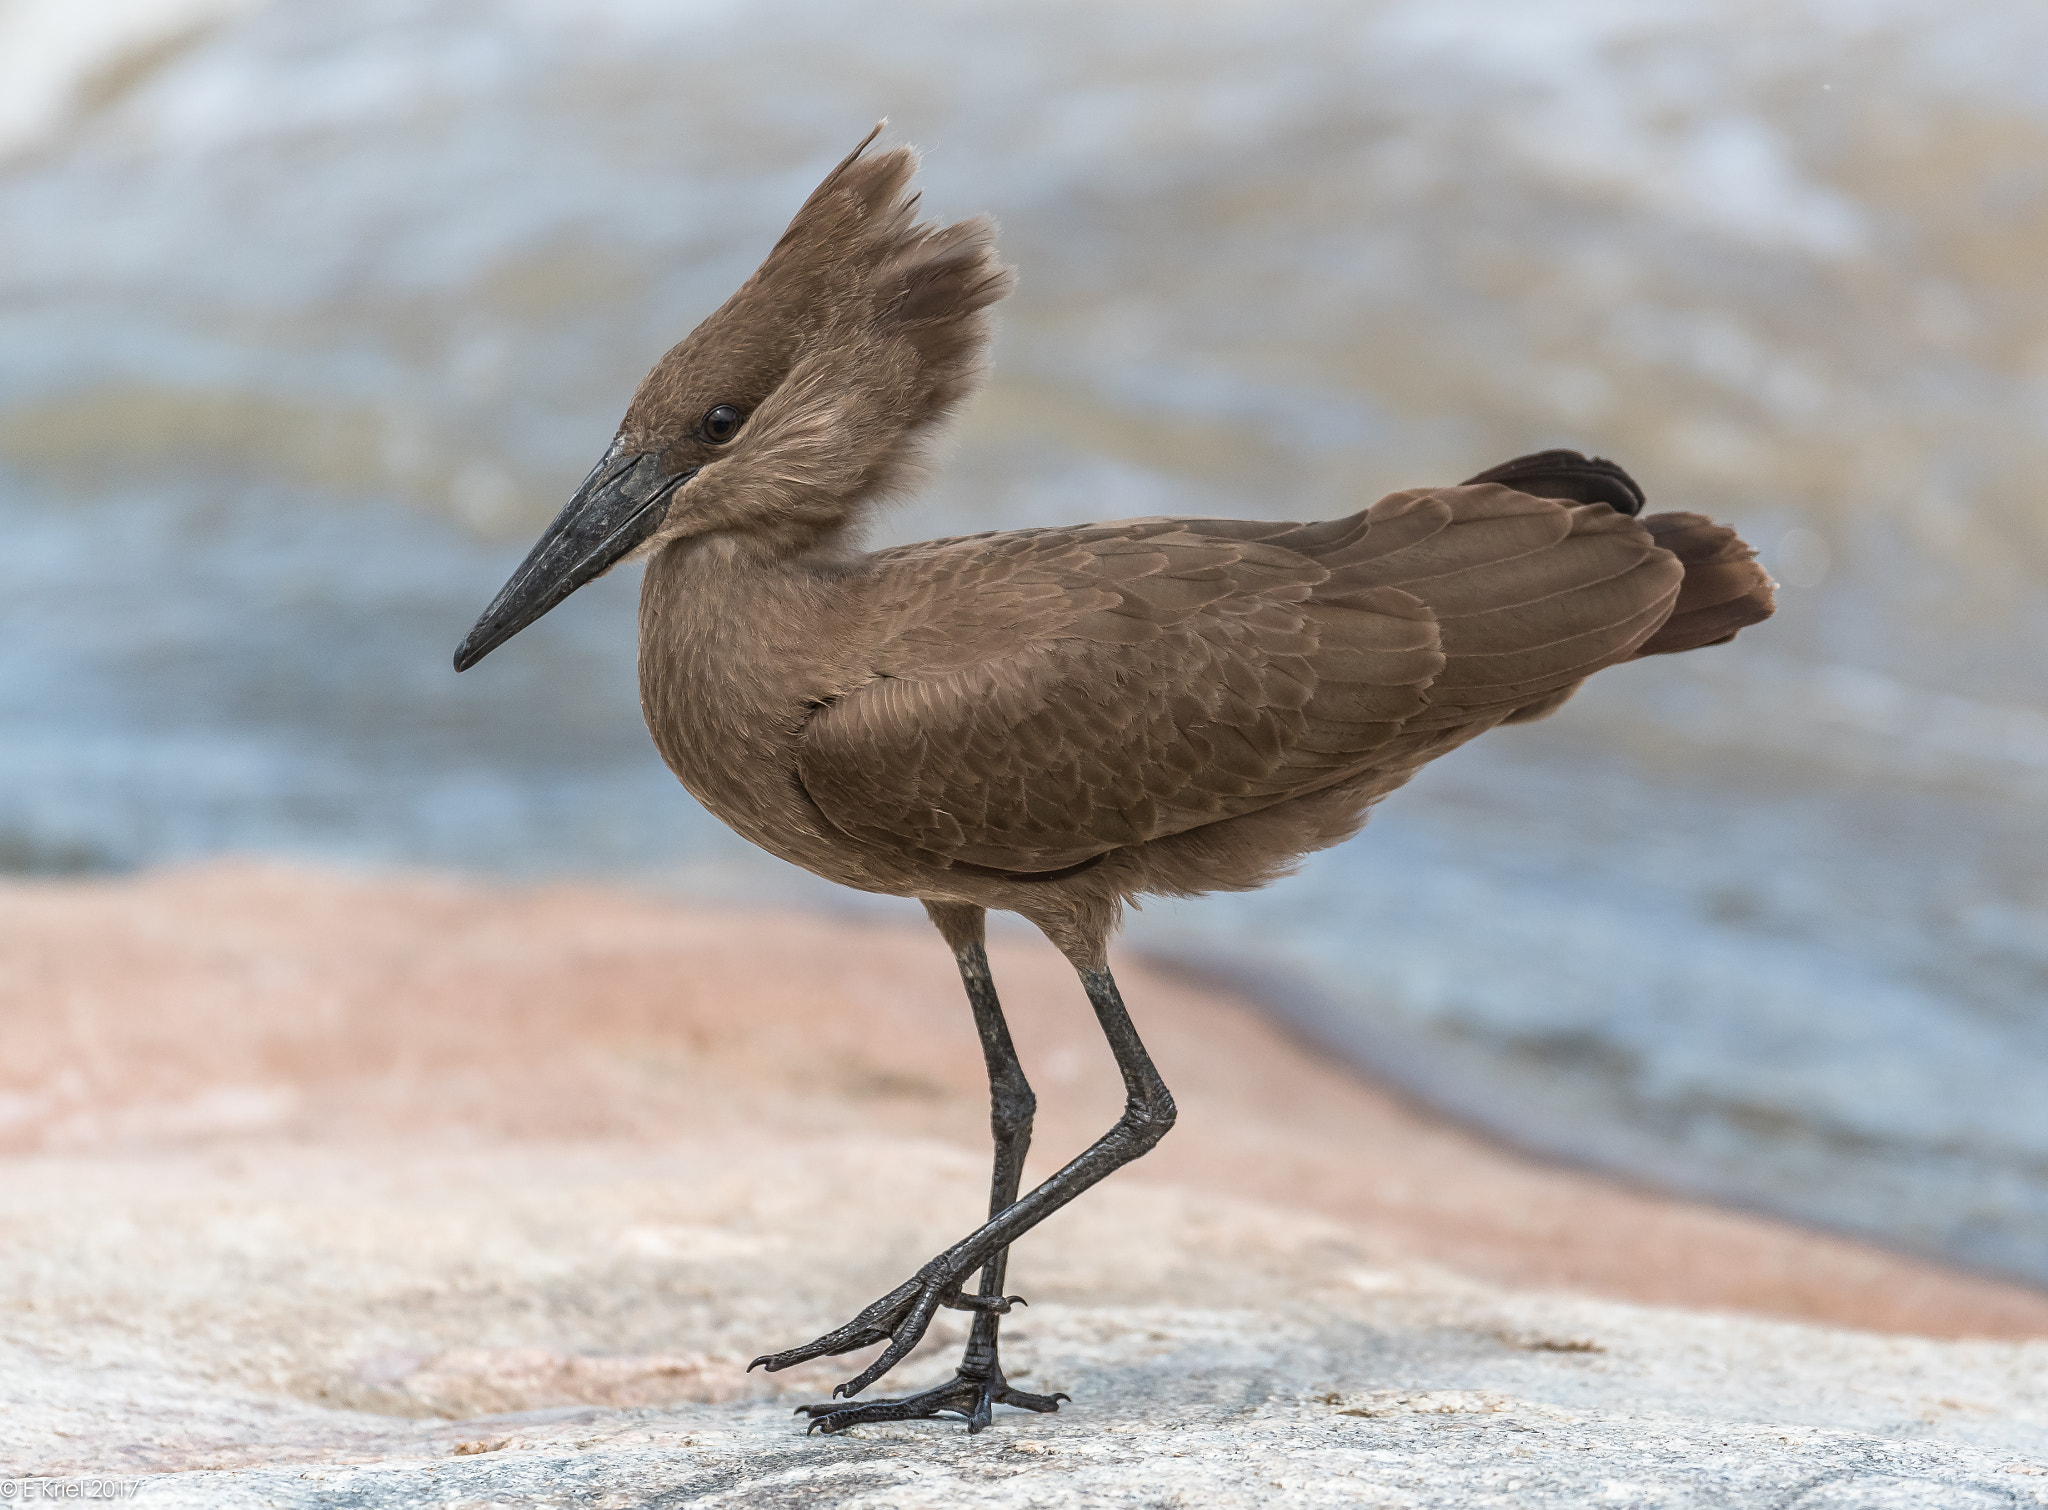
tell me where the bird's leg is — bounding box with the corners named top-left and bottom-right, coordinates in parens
top-left (796, 931), bottom-right (1069, 1433)
top-left (754, 951), bottom-right (1175, 1413)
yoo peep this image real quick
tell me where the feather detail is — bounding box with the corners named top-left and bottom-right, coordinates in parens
top-left (794, 476), bottom-right (1743, 875)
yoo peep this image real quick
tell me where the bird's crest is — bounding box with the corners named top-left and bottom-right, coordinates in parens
top-left (623, 126), bottom-right (1016, 555)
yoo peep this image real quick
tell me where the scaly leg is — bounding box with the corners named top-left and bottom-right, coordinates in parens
top-left (797, 912), bottom-right (1068, 1432)
top-left (754, 942), bottom-right (1174, 1408)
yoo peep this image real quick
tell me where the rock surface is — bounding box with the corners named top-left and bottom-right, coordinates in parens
top-left (3, 863), bottom-right (2046, 1506)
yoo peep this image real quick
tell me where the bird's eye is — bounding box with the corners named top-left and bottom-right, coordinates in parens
top-left (702, 404), bottom-right (742, 444)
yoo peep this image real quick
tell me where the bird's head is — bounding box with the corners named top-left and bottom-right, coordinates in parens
top-left (455, 126), bottom-right (1013, 671)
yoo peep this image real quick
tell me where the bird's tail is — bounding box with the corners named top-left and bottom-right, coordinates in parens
top-left (1629, 512), bottom-right (1776, 656)
top-left (1460, 449), bottom-right (1776, 657)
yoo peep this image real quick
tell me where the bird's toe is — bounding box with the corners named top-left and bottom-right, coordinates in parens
top-left (748, 1271), bottom-right (948, 1381)
top-left (797, 1370), bottom-right (1068, 1435)
top-left (748, 1326), bottom-right (887, 1374)
top-left (942, 1291), bottom-right (1025, 1314)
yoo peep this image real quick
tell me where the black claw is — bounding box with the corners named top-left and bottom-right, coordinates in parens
top-left (943, 1291), bottom-right (1027, 1314)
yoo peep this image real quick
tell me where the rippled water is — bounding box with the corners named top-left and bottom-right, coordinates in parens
top-left (4, 0), bottom-right (2047, 1285)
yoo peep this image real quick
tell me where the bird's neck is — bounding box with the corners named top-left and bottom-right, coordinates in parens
top-left (637, 530), bottom-right (869, 745)
top-left (640, 523), bottom-right (864, 645)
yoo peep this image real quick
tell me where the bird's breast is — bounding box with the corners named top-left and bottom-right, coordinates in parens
top-left (634, 545), bottom-right (904, 893)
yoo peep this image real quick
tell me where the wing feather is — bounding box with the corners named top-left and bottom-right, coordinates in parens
top-left (802, 485), bottom-right (1691, 872)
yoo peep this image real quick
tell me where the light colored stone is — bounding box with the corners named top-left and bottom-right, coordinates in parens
top-left (2, 864), bottom-right (2046, 1505)
top-left (8, 1139), bottom-right (2048, 1507)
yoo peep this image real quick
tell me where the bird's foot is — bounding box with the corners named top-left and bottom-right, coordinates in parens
top-left (749, 1273), bottom-right (1021, 1396)
top-left (797, 1363), bottom-right (1068, 1435)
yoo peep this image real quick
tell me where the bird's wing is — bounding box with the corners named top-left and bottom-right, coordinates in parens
top-left (800, 485), bottom-right (1678, 873)
top-left (1325, 486), bottom-right (1685, 731)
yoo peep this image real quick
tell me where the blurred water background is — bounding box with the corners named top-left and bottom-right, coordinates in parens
top-left (3, 0), bottom-right (2046, 1286)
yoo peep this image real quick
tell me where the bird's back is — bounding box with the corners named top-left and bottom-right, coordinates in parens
top-left (796, 481), bottom-right (1771, 884)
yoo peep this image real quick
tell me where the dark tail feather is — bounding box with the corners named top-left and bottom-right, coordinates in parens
top-left (1462, 449), bottom-right (1773, 655)
top-left (1632, 512), bottom-right (1776, 656)
top-left (1462, 449), bottom-right (1646, 517)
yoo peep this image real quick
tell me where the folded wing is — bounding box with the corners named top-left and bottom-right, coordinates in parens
top-left (798, 485), bottom-right (1686, 873)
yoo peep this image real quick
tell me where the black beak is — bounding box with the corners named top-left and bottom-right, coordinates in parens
top-left (453, 444), bottom-right (693, 672)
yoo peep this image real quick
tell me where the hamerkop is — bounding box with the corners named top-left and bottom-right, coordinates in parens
top-left (454, 129), bottom-right (1775, 1433)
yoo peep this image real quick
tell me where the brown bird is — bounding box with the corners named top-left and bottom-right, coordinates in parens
top-left (454, 129), bottom-right (1775, 1434)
